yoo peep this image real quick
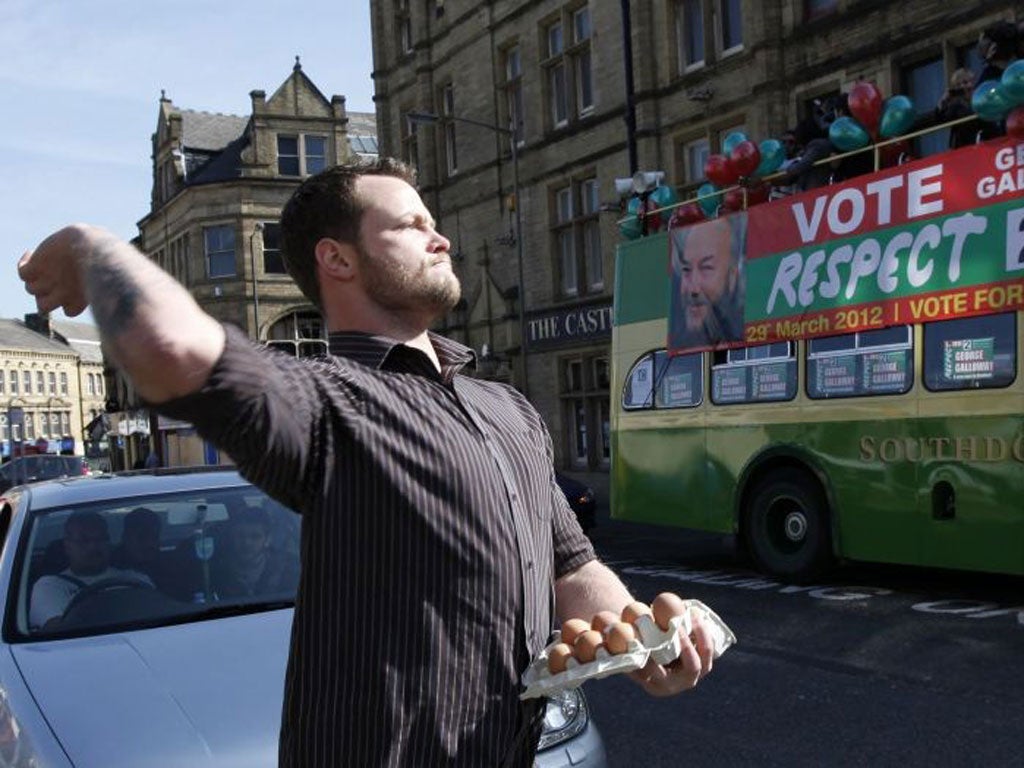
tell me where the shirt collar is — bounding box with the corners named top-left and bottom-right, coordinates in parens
top-left (327, 331), bottom-right (476, 378)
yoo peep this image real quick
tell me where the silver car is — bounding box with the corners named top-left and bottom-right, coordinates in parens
top-left (0, 470), bottom-right (606, 767)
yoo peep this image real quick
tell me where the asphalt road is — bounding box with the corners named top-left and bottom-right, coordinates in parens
top-left (573, 491), bottom-right (1024, 768)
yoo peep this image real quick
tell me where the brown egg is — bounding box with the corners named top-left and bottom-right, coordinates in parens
top-left (560, 618), bottom-right (591, 646)
top-left (621, 600), bottom-right (653, 625)
top-left (604, 621), bottom-right (636, 655)
top-left (590, 610), bottom-right (620, 635)
top-left (651, 592), bottom-right (688, 631)
top-left (573, 630), bottom-right (604, 663)
top-left (547, 643), bottom-right (574, 674)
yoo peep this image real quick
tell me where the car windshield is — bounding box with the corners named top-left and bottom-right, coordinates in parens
top-left (13, 484), bottom-right (300, 640)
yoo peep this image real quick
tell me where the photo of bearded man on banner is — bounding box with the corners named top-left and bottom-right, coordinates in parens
top-left (668, 213), bottom-right (747, 353)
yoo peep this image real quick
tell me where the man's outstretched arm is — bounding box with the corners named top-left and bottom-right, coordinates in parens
top-left (18, 224), bottom-right (225, 403)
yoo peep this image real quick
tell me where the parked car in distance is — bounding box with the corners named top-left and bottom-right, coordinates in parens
top-left (0, 469), bottom-right (607, 767)
top-left (0, 454), bottom-right (90, 493)
top-left (555, 472), bottom-right (597, 534)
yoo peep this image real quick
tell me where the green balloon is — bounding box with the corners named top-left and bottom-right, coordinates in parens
top-left (722, 131), bottom-right (748, 157)
top-left (696, 182), bottom-right (721, 218)
top-left (972, 80), bottom-right (1012, 123)
top-left (755, 139), bottom-right (785, 175)
top-left (1000, 60), bottom-right (1024, 105)
top-left (648, 184), bottom-right (679, 210)
top-left (879, 95), bottom-right (916, 138)
top-left (619, 196), bottom-right (643, 240)
top-left (829, 116), bottom-right (870, 152)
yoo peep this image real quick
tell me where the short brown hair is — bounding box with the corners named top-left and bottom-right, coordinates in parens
top-left (280, 158), bottom-right (417, 310)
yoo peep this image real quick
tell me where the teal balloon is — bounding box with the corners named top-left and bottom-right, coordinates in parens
top-left (829, 116), bottom-right (870, 152)
top-left (972, 79), bottom-right (1013, 122)
top-left (879, 95), bottom-right (916, 138)
top-left (619, 196), bottom-right (644, 240)
top-left (755, 139), bottom-right (785, 175)
top-left (648, 184), bottom-right (679, 210)
top-left (722, 131), bottom-right (748, 156)
top-left (1000, 60), bottom-right (1024, 105)
top-left (696, 182), bottom-right (721, 218)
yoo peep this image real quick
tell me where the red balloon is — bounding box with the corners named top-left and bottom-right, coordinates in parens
top-left (1007, 106), bottom-right (1024, 140)
top-left (721, 187), bottom-right (745, 212)
top-left (729, 140), bottom-right (762, 178)
top-left (746, 181), bottom-right (772, 206)
top-left (668, 202), bottom-right (706, 229)
top-left (848, 81), bottom-right (883, 133)
top-left (704, 154), bottom-right (739, 187)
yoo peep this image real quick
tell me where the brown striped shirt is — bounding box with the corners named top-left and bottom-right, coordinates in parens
top-left (158, 325), bottom-right (596, 767)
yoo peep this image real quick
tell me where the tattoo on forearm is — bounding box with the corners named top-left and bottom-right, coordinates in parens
top-left (87, 262), bottom-right (143, 340)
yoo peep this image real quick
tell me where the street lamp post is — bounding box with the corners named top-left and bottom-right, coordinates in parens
top-left (406, 111), bottom-right (530, 399)
top-left (249, 223), bottom-right (263, 341)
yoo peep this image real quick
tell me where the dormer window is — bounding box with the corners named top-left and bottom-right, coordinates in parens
top-left (278, 135), bottom-right (328, 177)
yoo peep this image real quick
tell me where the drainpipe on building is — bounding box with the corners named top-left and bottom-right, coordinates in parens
top-left (620, 0), bottom-right (638, 176)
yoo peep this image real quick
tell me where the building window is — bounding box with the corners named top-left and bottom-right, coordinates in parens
top-left (50, 413), bottom-right (59, 435)
top-left (503, 45), bottom-right (525, 145)
top-left (675, 0), bottom-right (705, 71)
top-left (61, 412), bottom-right (70, 435)
top-left (48, 372), bottom-right (56, 396)
top-left (552, 177), bottom-right (603, 298)
top-left (572, 7), bottom-right (594, 114)
top-left (805, 0), bottom-right (838, 21)
top-left (0, 371), bottom-right (4, 395)
top-left (277, 135), bottom-right (328, 177)
top-left (204, 225), bottom-right (236, 279)
top-left (262, 222), bottom-right (286, 274)
top-left (35, 370), bottom-right (44, 394)
top-left (718, 0), bottom-right (743, 52)
top-left (903, 57), bottom-right (946, 158)
top-left (24, 413), bottom-right (34, 440)
top-left (682, 137), bottom-right (711, 185)
top-left (59, 371), bottom-right (68, 395)
top-left (9, 370), bottom-right (17, 396)
top-left (396, 0), bottom-right (413, 54)
top-left (562, 353), bottom-right (611, 468)
top-left (96, 374), bottom-right (103, 397)
top-left (20, 371), bottom-right (31, 395)
top-left (265, 310), bottom-right (329, 357)
top-left (440, 83), bottom-right (458, 176)
top-left (86, 373), bottom-right (95, 396)
top-left (401, 110), bottom-right (419, 172)
top-left (545, 20), bottom-right (569, 127)
top-left (40, 412), bottom-right (49, 439)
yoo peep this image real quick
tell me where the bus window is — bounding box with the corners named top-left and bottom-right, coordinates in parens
top-left (623, 350), bottom-right (704, 410)
top-left (711, 342), bottom-right (797, 405)
top-left (807, 325), bottom-right (913, 399)
top-left (655, 351), bottom-right (703, 408)
top-left (923, 313), bottom-right (1017, 391)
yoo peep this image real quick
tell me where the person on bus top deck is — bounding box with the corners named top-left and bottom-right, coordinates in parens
top-left (17, 157), bottom-right (717, 768)
top-left (669, 215), bottom-right (746, 351)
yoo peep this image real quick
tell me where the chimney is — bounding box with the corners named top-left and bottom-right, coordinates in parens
top-left (25, 312), bottom-right (52, 338)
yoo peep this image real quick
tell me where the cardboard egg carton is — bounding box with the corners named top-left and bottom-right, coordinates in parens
top-left (520, 599), bottom-right (737, 699)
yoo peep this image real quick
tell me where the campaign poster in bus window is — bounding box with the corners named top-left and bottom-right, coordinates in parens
top-left (751, 362), bottom-right (791, 401)
top-left (659, 372), bottom-right (694, 407)
top-left (668, 214), bottom-right (747, 354)
top-left (942, 338), bottom-right (995, 381)
top-left (623, 355), bottom-right (655, 409)
top-left (814, 355), bottom-right (858, 396)
top-left (862, 351), bottom-right (908, 392)
top-left (712, 366), bottom-right (748, 403)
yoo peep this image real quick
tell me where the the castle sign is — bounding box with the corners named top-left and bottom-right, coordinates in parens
top-left (526, 303), bottom-right (613, 351)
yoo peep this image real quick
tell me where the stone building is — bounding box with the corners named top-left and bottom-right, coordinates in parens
top-left (0, 314), bottom-right (105, 462)
top-left (368, 0), bottom-right (1020, 471)
top-left (113, 60), bottom-right (376, 468)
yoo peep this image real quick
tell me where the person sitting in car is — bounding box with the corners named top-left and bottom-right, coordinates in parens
top-left (111, 507), bottom-right (175, 595)
top-left (211, 507), bottom-right (299, 599)
top-left (30, 511), bottom-right (151, 630)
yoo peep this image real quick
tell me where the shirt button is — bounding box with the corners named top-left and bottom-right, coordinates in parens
top-left (526, 560), bottom-right (535, 571)
top-left (511, 493), bottom-right (519, 502)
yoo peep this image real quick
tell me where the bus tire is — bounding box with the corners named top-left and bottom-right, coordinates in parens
top-left (745, 469), bottom-right (832, 583)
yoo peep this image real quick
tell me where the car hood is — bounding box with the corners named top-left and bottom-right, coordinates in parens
top-left (12, 608), bottom-right (292, 768)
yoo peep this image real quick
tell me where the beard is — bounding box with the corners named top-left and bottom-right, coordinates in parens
top-left (356, 242), bottom-right (461, 320)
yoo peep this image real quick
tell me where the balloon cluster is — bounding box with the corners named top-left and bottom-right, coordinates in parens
top-left (974, 60), bottom-right (1024, 139)
top-left (618, 184), bottom-right (679, 240)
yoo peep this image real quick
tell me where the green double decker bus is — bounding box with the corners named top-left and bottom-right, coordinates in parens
top-left (611, 135), bottom-right (1024, 581)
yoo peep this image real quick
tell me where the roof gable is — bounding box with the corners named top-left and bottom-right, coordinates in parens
top-left (264, 59), bottom-right (333, 118)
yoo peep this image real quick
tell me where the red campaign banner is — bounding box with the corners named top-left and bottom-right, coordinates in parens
top-left (747, 138), bottom-right (1024, 258)
top-left (744, 281), bottom-right (1024, 345)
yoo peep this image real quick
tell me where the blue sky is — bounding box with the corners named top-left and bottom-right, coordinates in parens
top-left (0, 0), bottom-right (375, 324)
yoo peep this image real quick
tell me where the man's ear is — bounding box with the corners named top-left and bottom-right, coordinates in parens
top-left (315, 237), bottom-right (358, 282)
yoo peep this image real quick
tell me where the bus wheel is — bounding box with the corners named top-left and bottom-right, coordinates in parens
top-left (745, 469), bottom-right (832, 582)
